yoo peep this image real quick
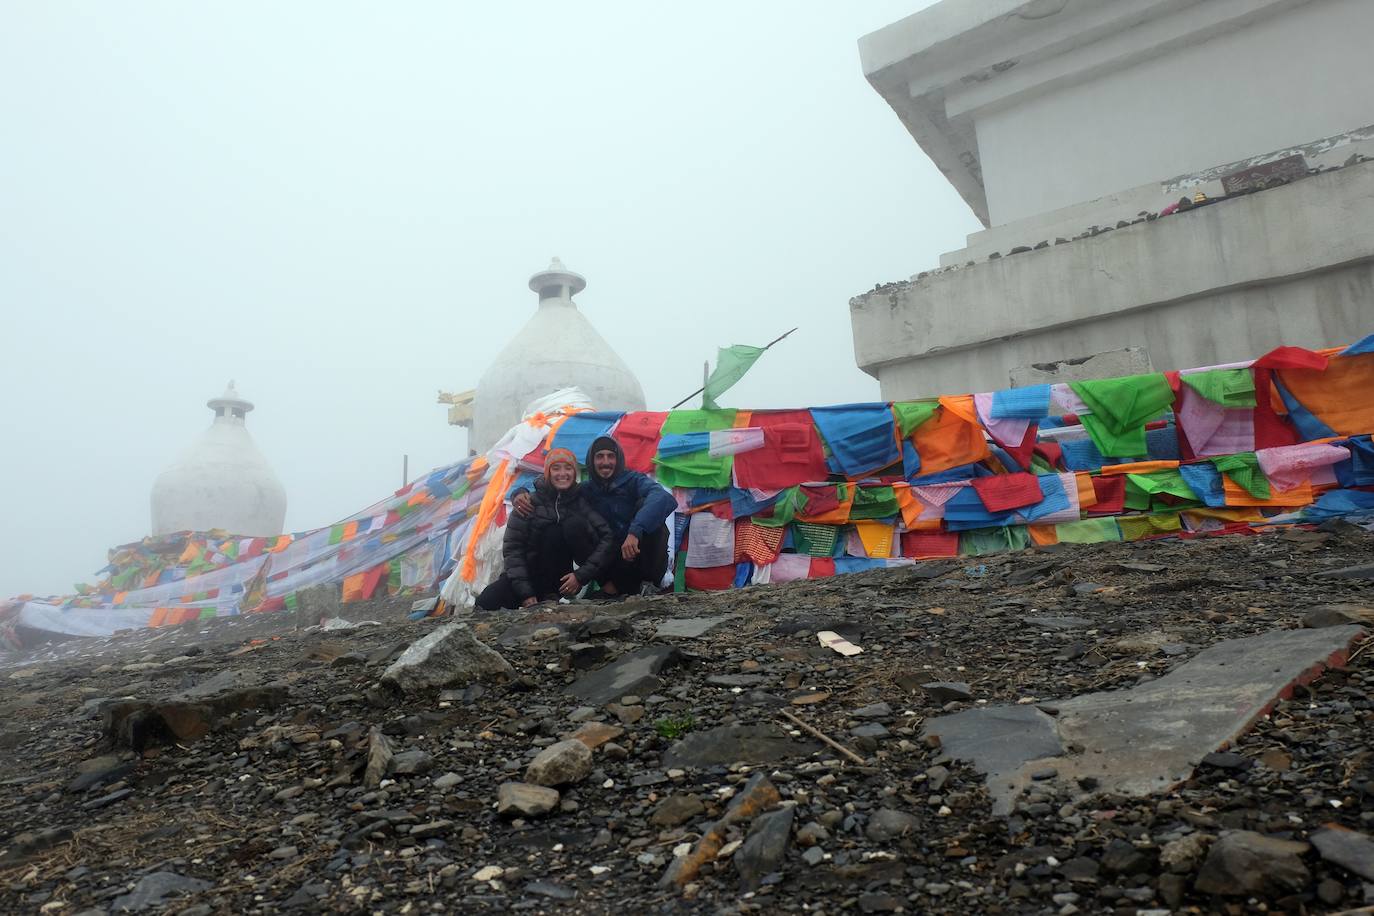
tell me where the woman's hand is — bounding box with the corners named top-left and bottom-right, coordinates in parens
top-left (559, 572), bottom-right (581, 596)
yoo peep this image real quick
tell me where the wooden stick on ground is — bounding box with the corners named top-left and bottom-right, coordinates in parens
top-left (778, 710), bottom-right (866, 765)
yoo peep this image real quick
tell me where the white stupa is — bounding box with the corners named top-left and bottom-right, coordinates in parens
top-left (469, 258), bottom-right (647, 451)
top-left (150, 382), bottom-right (288, 536)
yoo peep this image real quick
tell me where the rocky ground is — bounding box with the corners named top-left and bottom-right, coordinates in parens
top-left (2, 525), bottom-right (1374, 915)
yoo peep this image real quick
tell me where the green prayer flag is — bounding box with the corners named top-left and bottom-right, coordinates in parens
top-left (791, 522), bottom-right (839, 557)
top-left (655, 409), bottom-right (738, 488)
top-left (1069, 374), bottom-right (1175, 458)
top-left (1210, 452), bottom-right (1270, 498)
top-left (849, 485), bottom-right (899, 520)
top-left (892, 401), bottom-right (939, 438)
top-left (328, 525), bottom-right (345, 545)
top-left (959, 526), bottom-right (1030, 556)
top-left (1181, 368), bottom-right (1256, 407)
top-left (1054, 518), bottom-right (1122, 544)
top-left (1125, 470), bottom-right (1201, 511)
top-left (753, 486), bottom-right (804, 528)
top-left (703, 345), bottom-right (766, 409)
top-left (1117, 512), bottom-right (1183, 541)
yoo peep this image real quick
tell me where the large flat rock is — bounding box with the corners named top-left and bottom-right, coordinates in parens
top-left (662, 724), bottom-right (820, 769)
top-left (924, 625), bottom-right (1365, 813)
top-left (654, 616), bottom-right (735, 639)
top-left (567, 646), bottom-right (682, 706)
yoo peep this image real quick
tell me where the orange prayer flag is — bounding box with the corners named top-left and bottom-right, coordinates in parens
top-left (1028, 524), bottom-right (1059, 547)
top-left (341, 572), bottom-right (367, 603)
top-left (910, 404), bottom-right (990, 475)
top-left (1099, 460), bottom-right (1180, 476)
top-left (462, 458), bottom-right (512, 582)
top-left (1221, 477), bottom-right (1312, 507)
top-left (148, 607), bottom-right (171, 627)
top-left (893, 484), bottom-right (923, 528)
top-left (1277, 353), bottom-right (1374, 436)
top-left (1074, 473), bottom-right (1098, 509)
top-left (1181, 507), bottom-right (1266, 525)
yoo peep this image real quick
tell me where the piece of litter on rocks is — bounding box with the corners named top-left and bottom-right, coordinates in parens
top-left (817, 631), bottom-right (862, 656)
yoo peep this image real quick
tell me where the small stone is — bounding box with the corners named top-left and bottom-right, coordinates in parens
top-left (109, 872), bottom-right (212, 911)
top-left (473, 865), bottom-right (504, 882)
top-left (524, 880), bottom-right (575, 900)
top-left (410, 820), bottom-right (453, 840)
top-left (1160, 833), bottom-right (1211, 873)
top-left (1194, 830), bottom-right (1310, 896)
top-left (432, 772), bottom-right (463, 791)
top-left (497, 782), bottom-right (560, 818)
top-left (865, 808), bottom-right (917, 842)
top-left (850, 723), bottom-right (889, 739)
top-left (1312, 824), bottom-right (1374, 881)
top-left (850, 702), bottom-right (892, 719)
top-left (734, 805), bottom-right (794, 893)
top-left (802, 846), bottom-right (826, 867)
top-left (525, 739), bottom-right (593, 787)
top-left (649, 794), bottom-right (705, 828)
top-left (1317, 878), bottom-right (1345, 905)
top-left (390, 749), bottom-right (434, 775)
top-left (1100, 838), bottom-right (1154, 876)
top-left (1200, 751), bottom-right (1249, 771)
top-left (566, 721), bottom-right (625, 751)
top-left (858, 892), bottom-right (901, 912)
top-left (795, 822), bottom-right (829, 848)
top-left (922, 682), bottom-right (973, 703)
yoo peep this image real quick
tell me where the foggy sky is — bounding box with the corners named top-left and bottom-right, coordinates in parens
top-left (0, 1), bottom-right (979, 599)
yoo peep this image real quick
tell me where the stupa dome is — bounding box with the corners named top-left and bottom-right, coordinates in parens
top-left (150, 382), bottom-right (287, 536)
top-left (469, 258), bottom-right (647, 451)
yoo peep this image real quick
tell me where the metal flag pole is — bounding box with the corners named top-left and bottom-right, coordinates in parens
top-left (670, 327), bottom-right (799, 410)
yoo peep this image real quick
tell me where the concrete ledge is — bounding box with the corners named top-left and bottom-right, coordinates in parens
top-left (850, 159), bottom-right (1374, 396)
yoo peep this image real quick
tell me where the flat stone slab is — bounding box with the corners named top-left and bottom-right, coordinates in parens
top-left (1312, 563), bottom-right (1374, 580)
top-left (924, 706), bottom-right (1062, 812)
top-left (924, 625), bottom-right (1364, 814)
top-left (567, 646), bottom-right (682, 706)
top-left (654, 616), bottom-right (735, 639)
top-left (662, 723), bottom-right (820, 769)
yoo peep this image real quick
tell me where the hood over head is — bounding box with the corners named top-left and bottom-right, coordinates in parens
top-left (586, 435), bottom-right (626, 481)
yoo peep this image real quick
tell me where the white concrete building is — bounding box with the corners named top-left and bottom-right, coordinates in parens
top-left (850, 0), bottom-right (1374, 398)
top-left (150, 383), bottom-right (288, 536)
top-left (466, 258), bottom-right (646, 452)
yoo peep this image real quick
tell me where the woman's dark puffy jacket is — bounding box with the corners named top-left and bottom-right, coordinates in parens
top-left (503, 478), bottom-right (615, 602)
